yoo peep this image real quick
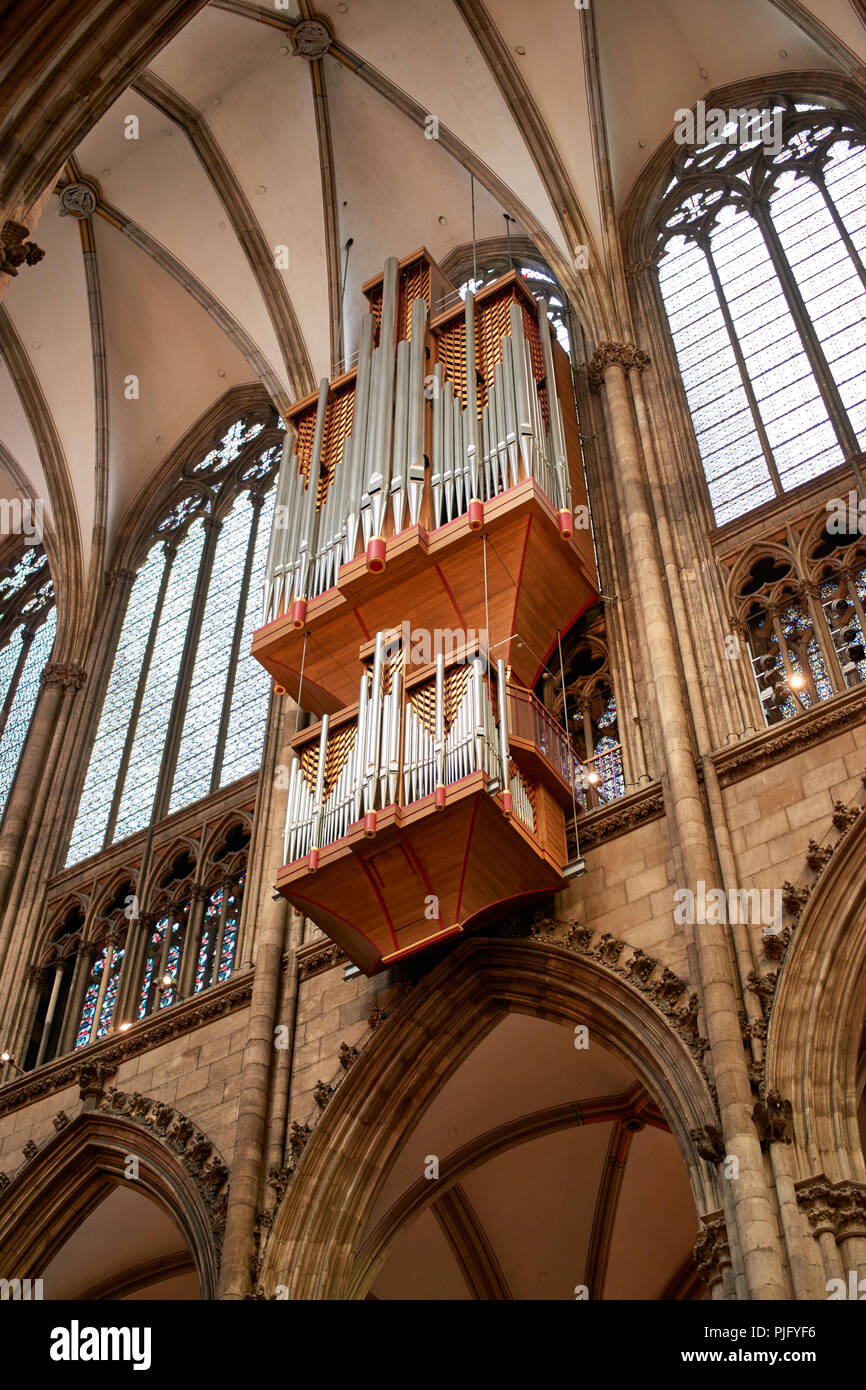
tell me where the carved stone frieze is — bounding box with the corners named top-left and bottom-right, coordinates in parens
top-left (78, 1059), bottom-right (116, 1103)
top-left (0, 974), bottom-right (253, 1119)
top-left (98, 1087), bottom-right (229, 1248)
top-left (574, 785), bottom-right (664, 849)
top-left (297, 941), bottom-right (346, 981)
top-left (485, 911), bottom-right (712, 1078)
top-left (713, 688), bottom-right (866, 786)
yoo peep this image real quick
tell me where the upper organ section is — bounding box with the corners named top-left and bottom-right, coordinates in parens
top-left (252, 249), bottom-right (598, 714)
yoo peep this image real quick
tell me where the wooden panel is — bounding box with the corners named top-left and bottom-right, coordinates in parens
top-left (277, 776), bottom-right (566, 973)
top-left (252, 482), bottom-right (598, 714)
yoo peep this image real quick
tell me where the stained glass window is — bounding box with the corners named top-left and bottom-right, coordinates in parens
top-left (0, 545), bottom-right (55, 826)
top-left (656, 99), bottom-right (866, 524)
top-left (74, 942), bottom-right (124, 1047)
top-left (193, 874), bottom-right (245, 994)
top-left (65, 417), bottom-right (280, 866)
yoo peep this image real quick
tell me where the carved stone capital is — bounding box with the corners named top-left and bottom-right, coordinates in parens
top-left (693, 1211), bottom-right (732, 1290)
top-left (587, 342), bottom-right (649, 392)
top-left (832, 1181), bottom-right (866, 1239)
top-left (106, 566), bottom-right (137, 588)
top-left (624, 260), bottom-right (656, 280)
top-left (41, 662), bottom-right (86, 692)
top-left (796, 1175), bottom-right (866, 1240)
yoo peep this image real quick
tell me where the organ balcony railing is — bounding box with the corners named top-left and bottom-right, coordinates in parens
top-left (252, 249), bottom-right (598, 715)
top-left (275, 630), bottom-right (583, 974)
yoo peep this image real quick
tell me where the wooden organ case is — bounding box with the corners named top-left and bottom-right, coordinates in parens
top-left (252, 248), bottom-right (598, 972)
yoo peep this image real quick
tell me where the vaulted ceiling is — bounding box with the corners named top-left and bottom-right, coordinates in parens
top-left (1, 0), bottom-right (864, 636)
top-left (360, 1013), bottom-right (699, 1300)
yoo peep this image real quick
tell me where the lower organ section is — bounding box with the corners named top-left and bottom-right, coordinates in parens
top-left (276, 635), bottom-right (571, 973)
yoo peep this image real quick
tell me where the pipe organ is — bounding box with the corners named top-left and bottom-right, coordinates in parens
top-left (253, 247), bottom-right (598, 972)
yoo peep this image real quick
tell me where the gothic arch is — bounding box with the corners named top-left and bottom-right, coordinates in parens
top-left (109, 384), bottom-right (275, 575)
top-left (0, 1109), bottom-right (218, 1296)
top-left (262, 935), bottom-right (719, 1299)
top-left (765, 809), bottom-right (866, 1184)
top-left (620, 72), bottom-right (866, 266)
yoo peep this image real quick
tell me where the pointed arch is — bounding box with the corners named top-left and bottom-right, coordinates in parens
top-left (766, 808), bottom-right (866, 1184)
top-left (262, 935), bottom-right (718, 1299)
top-left (0, 1110), bottom-right (219, 1295)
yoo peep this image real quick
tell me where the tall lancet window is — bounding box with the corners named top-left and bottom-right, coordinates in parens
top-left (65, 415), bottom-right (282, 866)
top-left (0, 543), bottom-right (55, 821)
top-left (656, 98), bottom-right (866, 525)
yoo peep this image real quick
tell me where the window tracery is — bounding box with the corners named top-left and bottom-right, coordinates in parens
top-left (655, 97), bottom-right (866, 524)
top-left (65, 414), bottom-right (281, 866)
top-left (729, 506), bottom-right (866, 723)
top-left (25, 817), bottom-right (251, 1068)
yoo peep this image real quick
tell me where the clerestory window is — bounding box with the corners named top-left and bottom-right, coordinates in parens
top-left (656, 98), bottom-right (866, 525)
top-left (65, 415), bottom-right (282, 865)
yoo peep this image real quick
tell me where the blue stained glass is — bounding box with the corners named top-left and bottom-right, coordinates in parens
top-left (218, 877), bottom-right (244, 982)
top-left (138, 916), bottom-right (168, 1018)
top-left (66, 415), bottom-right (278, 862)
top-left (159, 939), bottom-right (182, 1009)
top-left (169, 496), bottom-right (253, 812)
top-left (195, 888), bottom-right (223, 994)
top-left (114, 521), bottom-right (206, 841)
top-left (75, 972), bottom-right (101, 1049)
top-left (97, 947), bottom-right (123, 1037)
top-left (220, 488), bottom-right (276, 786)
top-left (66, 548), bottom-right (166, 864)
top-left (191, 419), bottom-right (264, 474)
top-left (0, 606), bottom-right (55, 819)
top-left (75, 942), bottom-right (123, 1047)
top-left (0, 626), bottom-right (24, 713)
top-left (0, 548), bottom-right (46, 601)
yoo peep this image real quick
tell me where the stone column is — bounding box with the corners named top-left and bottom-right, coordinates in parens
top-left (58, 943), bottom-right (98, 1056)
top-left (797, 1177), bottom-right (845, 1291)
top-left (217, 700), bottom-right (293, 1300)
top-left (834, 1183), bottom-right (866, 1286)
top-left (34, 962), bottom-right (64, 1067)
top-left (179, 884), bottom-right (208, 998)
top-left (589, 342), bottom-right (787, 1299)
top-left (694, 1211), bottom-right (734, 1300)
top-left (0, 663), bottom-right (85, 980)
